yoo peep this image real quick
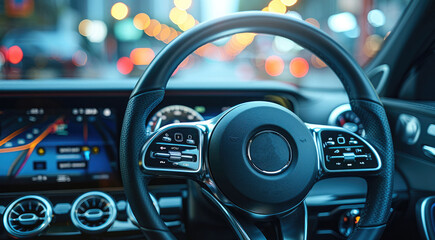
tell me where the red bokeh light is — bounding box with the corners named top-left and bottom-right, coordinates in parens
top-left (8, 45), bottom-right (23, 64)
top-left (117, 57), bottom-right (134, 75)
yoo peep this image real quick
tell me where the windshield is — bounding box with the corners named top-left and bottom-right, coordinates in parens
top-left (0, 0), bottom-right (409, 88)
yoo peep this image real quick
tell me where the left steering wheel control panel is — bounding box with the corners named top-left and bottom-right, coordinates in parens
top-left (142, 125), bottom-right (203, 173)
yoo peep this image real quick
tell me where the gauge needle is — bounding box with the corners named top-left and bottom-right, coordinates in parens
top-left (154, 117), bottom-right (162, 132)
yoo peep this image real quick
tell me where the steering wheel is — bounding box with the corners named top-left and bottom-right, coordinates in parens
top-left (120, 12), bottom-right (394, 240)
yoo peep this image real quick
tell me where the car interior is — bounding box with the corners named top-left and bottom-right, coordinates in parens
top-left (0, 0), bottom-right (434, 239)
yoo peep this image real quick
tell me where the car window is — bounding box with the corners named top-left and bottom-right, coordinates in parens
top-left (0, 0), bottom-right (409, 88)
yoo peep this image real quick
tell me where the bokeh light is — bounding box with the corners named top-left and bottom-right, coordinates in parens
top-left (363, 34), bottom-right (383, 57)
top-left (328, 12), bottom-right (357, 32)
top-left (115, 18), bottom-right (143, 41)
top-left (130, 48), bottom-right (155, 65)
top-left (133, 13), bottom-right (151, 30)
top-left (265, 56), bottom-right (284, 76)
top-left (8, 46), bottom-right (23, 64)
top-left (145, 19), bottom-right (162, 37)
top-left (169, 7), bottom-right (188, 25)
top-left (281, 0), bottom-right (297, 7)
top-left (305, 18), bottom-right (320, 28)
top-left (174, 0), bottom-right (192, 10)
top-left (289, 57), bottom-right (309, 78)
top-left (86, 20), bottom-right (108, 43)
top-left (157, 24), bottom-right (171, 41)
top-left (268, 0), bottom-right (287, 14)
top-left (234, 33), bottom-right (256, 46)
top-left (179, 14), bottom-right (195, 31)
top-left (367, 9), bottom-right (386, 28)
top-left (287, 11), bottom-right (302, 20)
top-left (117, 57), bottom-right (134, 75)
top-left (311, 55), bottom-right (326, 68)
top-left (273, 36), bottom-right (303, 53)
top-left (72, 50), bottom-right (87, 67)
top-left (111, 2), bottom-right (129, 20)
top-left (78, 19), bottom-right (92, 36)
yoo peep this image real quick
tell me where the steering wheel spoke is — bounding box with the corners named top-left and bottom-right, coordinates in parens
top-left (141, 121), bottom-right (210, 179)
top-left (201, 188), bottom-right (307, 240)
top-left (307, 123), bottom-right (382, 179)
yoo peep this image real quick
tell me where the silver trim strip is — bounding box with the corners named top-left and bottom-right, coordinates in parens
top-left (246, 130), bottom-right (292, 175)
top-left (328, 103), bottom-right (366, 137)
top-left (328, 104), bottom-right (352, 126)
top-left (201, 189), bottom-right (251, 240)
top-left (420, 196), bottom-right (434, 240)
top-left (367, 64), bottom-right (390, 94)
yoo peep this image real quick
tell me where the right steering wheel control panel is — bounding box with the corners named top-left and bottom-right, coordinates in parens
top-left (318, 129), bottom-right (381, 172)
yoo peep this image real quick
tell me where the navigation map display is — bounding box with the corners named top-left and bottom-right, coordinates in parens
top-left (0, 107), bottom-right (118, 186)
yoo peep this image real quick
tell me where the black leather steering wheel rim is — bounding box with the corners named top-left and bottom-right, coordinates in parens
top-left (120, 11), bottom-right (394, 240)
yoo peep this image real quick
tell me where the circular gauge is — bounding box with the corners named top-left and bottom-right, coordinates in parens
top-left (146, 105), bottom-right (204, 133)
top-left (328, 104), bottom-right (365, 136)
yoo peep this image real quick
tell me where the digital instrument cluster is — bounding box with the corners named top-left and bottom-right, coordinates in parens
top-left (0, 107), bottom-right (118, 186)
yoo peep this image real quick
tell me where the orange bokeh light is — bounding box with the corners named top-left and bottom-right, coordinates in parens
top-left (130, 48), bottom-right (155, 65)
top-left (290, 57), bottom-right (309, 78)
top-left (157, 24), bottom-right (171, 41)
top-left (145, 19), bottom-right (162, 37)
top-left (310, 55), bottom-right (326, 68)
top-left (305, 18), bottom-right (320, 28)
top-left (265, 56), bottom-right (284, 76)
top-left (133, 13), bottom-right (150, 30)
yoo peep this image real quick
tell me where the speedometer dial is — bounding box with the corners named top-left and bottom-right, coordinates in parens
top-left (328, 104), bottom-right (365, 136)
top-left (146, 105), bottom-right (204, 133)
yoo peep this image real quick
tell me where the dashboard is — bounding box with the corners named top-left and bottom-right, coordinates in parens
top-left (0, 80), bottom-right (408, 239)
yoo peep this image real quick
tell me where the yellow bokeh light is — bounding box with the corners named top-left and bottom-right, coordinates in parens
top-left (262, 7), bottom-right (269, 12)
top-left (363, 34), bottom-right (383, 57)
top-left (111, 2), bottom-right (129, 20)
top-left (133, 13), bottom-right (150, 30)
top-left (280, 0), bottom-right (297, 7)
top-left (78, 19), bottom-right (92, 36)
top-left (169, 7), bottom-right (188, 25)
top-left (174, 0), bottom-right (192, 10)
top-left (179, 14), bottom-right (195, 31)
top-left (234, 33), bottom-right (256, 46)
top-left (268, 0), bottom-right (287, 14)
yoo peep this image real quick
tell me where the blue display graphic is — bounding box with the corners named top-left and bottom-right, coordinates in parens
top-left (0, 107), bottom-right (117, 184)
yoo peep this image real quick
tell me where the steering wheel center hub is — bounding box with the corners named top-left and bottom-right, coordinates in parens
top-left (247, 130), bottom-right (292, 175)
top-left (208, 101), bottom-right (318, 215)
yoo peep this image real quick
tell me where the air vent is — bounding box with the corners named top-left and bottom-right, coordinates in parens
top-left (2, 195), bottom-right (53, 238)
top-left (70, 191), bottom-right (117, 233)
